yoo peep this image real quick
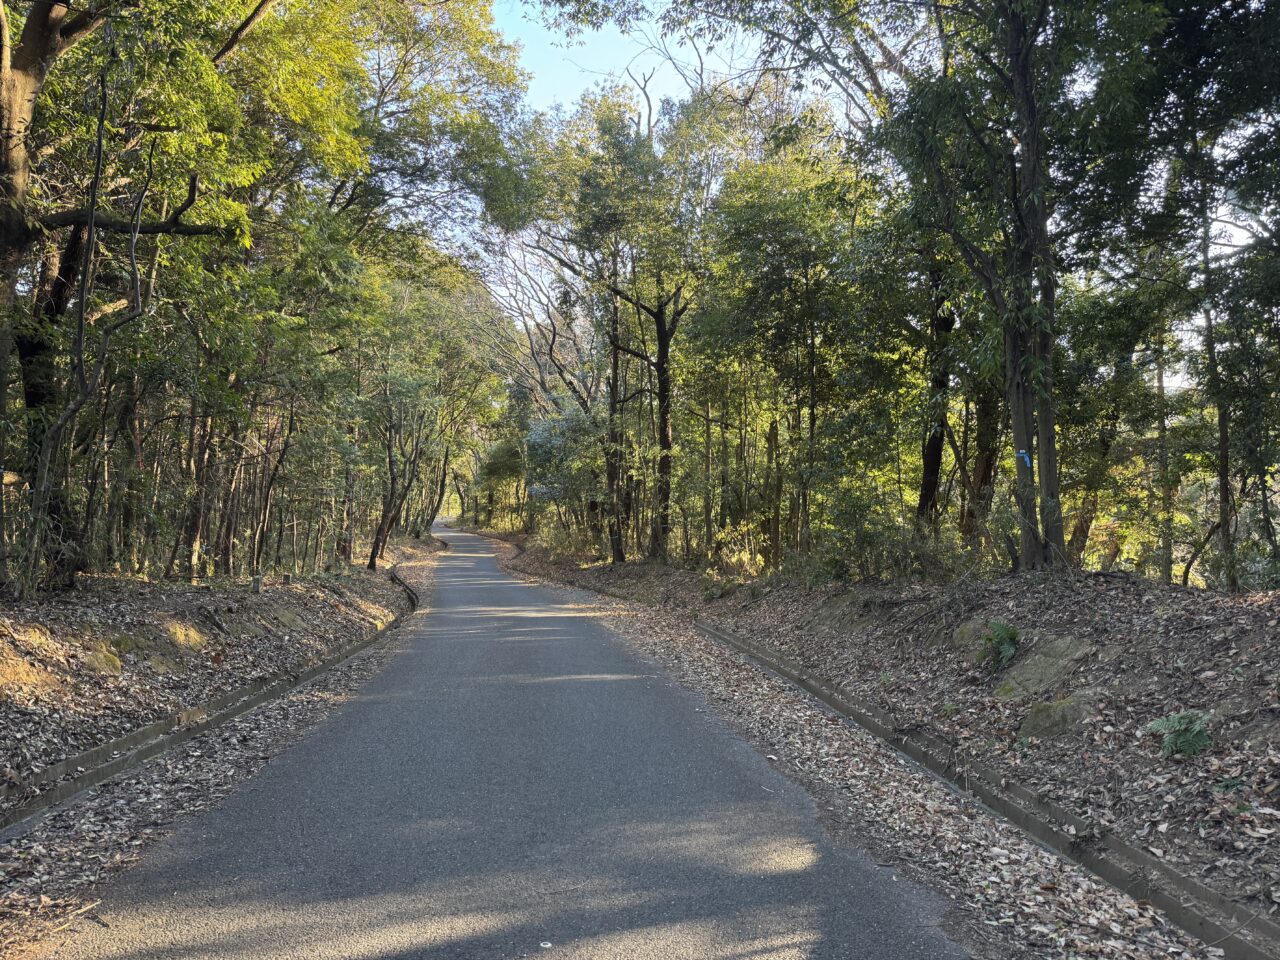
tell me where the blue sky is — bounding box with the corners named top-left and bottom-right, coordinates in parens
top-left (490, 1), bottom-right (694, 112)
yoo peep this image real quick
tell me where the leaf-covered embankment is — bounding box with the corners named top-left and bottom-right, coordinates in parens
top-left (1, 560), bottom-right (412, 816)
top-left (1, 541), bottom-right (441, 958)
top-left (504, 543), bottom-right (1279, 920)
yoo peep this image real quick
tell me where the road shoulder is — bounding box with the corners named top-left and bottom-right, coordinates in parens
top-left (491, 539), bottom-right (1222, 960)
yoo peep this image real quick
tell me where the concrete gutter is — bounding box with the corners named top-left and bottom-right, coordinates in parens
top-left (421, 532), bottom-right (1280, 960)
top-left (692, 618), bottom-right (1279, 960)
top-left (0, 566), bottom-right (419, 841)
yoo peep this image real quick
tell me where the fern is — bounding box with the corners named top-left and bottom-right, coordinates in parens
top-left (1147, 710), bottom-right (1212, 758)
top-left (980, 620), bottom-right (1019, 671)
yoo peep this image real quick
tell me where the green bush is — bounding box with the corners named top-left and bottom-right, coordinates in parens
top-left (1147, 710), bottom-right (1212, 758)
top-left (980, 620), bottom-right (1019, 671)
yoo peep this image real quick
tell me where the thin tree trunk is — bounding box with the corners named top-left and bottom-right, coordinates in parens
top-left (649, 309), bottom-right (673, 561)
top-left (916, 265), bottom-right (955, 524)
top-left (1156, 330), bottom-right (1174, 584)
top-left (606, 287), bottom-right (627, 564)
top-left (1197, 172), bottom-right (1238, 590)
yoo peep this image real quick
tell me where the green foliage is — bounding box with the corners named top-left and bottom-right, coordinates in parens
top-left (714, 521), bottom-right (765, 579)
top-left (525, 408), bottom-right (604, 506)
top-left (980, 622), bottom-right (1020, 672)
top-left (533, 523), bottom-right (601, 559)
top-left (20, 0), bottom-right (1267, 596)
top-left (1147, 710), bottom-right (1213, 758)
top-left (479, 440), bottom-right (526, 488)
top-left (0, 0), bottom-right (523, 589)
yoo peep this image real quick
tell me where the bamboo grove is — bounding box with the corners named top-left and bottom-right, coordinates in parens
top-left (0, 1), bottom-right (516, 594)
top-left (466, 0), bottom-right (1280, 591)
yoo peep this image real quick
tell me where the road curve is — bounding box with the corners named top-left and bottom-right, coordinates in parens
top-left (52, 528), bottom-right (967, 959)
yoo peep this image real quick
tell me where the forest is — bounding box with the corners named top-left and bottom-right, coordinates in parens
top-left (0, 0), bottom-right (1276, 597)
top-left (2, 3), bottom-right (1278, 957)
top-left (0, 0), bottom-right (516, 596)
top-left (470, 0), bottom-right (1280, 593)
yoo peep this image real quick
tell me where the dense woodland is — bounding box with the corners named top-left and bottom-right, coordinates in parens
top-left (470, 0), bottom-right (1280, 592)
top-left (0, 0), bottom-right (1277, 596)
top-left (0, 0), bottom-right (516, 594)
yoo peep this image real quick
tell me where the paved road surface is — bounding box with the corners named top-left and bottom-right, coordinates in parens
top-left (54, 529), bottom-right (967, 959)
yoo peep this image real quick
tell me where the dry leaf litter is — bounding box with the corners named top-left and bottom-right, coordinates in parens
top-left (501, 538), bottom-right (1275, 960)
top-left (0, 543), bottom-right (438, 958)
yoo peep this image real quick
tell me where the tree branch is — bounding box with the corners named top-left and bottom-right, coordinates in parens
top-left (41, 175), bottom-right (231, 237)
top-left (213, 0), bottom-right (282, 66)
top-left (58, 0), bottom-right (135, 53)
top-left (532, 242), bottom-right (663, 322)
top-left (607, 331), bottom-right (655, 368)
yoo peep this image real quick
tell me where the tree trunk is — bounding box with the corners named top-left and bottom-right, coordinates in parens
top-left (252, 410), bottom-right (295, 575)
top-left (1005, 311), bottom-right (1043, 571)
top-left (916, 266), bottom-right (955, 524)
top-left (183, 411), bottom-right (215, 582)
top-left (702, 400), bottom-right (713, 559)
top-left (766, 417), bottom-right (782, 569)
top-left (605, 289), bottom-right (627, 564)
top-left (648, 308), bottom-right (673, 561)
top-left (960, 381), bottom-right (1000, 542)
top-left (1196, 173), bottom-right (1238, 590)
top-left (1004, 1), bottom-right (1066, 568)
top-left (0, 60), bottom-right (43, 304)
top-left (336, 423), bottom-right (358, 564)
top-left (15, 230), bottom-right (88, 584)
top-left (426, 447), bottom-right (450, 529)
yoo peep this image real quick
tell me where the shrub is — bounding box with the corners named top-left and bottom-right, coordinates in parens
top-left (714, 521), bottom-right (764, 578)
top-left (980, 620), bottom-right (1019, 671)
top-left (533, 524), bottom-right (599, 561)
top-left (1147, 710), bottom-right (1212, 758)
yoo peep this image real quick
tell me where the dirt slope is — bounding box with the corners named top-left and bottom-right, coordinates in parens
top-left (508, 546), bottom-right (1279, 918)
top-left (2, 562), bottom-right (411, 812)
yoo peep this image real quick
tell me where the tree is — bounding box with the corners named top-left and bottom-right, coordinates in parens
top-left (0, 0), bottom-right (521, 591)
top-left (477, 0), bottom-right (1279, 591)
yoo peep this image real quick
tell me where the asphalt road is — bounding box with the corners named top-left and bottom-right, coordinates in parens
top-left (54, 529), bottom-right (967, 959)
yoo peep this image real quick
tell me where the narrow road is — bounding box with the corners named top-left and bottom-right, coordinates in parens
top-left (54, 529), bottom-right (966, 959)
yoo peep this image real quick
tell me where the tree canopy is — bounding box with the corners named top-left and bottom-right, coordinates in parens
top-left (0, 0), bottom-right (1275, 594)
top-left (469, 0), bottom-right (1280, 591)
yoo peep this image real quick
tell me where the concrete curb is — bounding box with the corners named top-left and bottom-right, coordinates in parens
top-left (691, 618), bottom-right (1279, 960)
top-left (0, 565), bottom-right (420, 840)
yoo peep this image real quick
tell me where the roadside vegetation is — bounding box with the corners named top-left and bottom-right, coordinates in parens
top-left (0, 0), bottom-right (1277, 956)
top-left (471, 1), bottom-right (1279, 593)
top-left (0, 1), bottom-right (512, 597)
top-left (453, 0), bottom-right (1280, 947)
top-left (0, 4), bottom-right (510, 948)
